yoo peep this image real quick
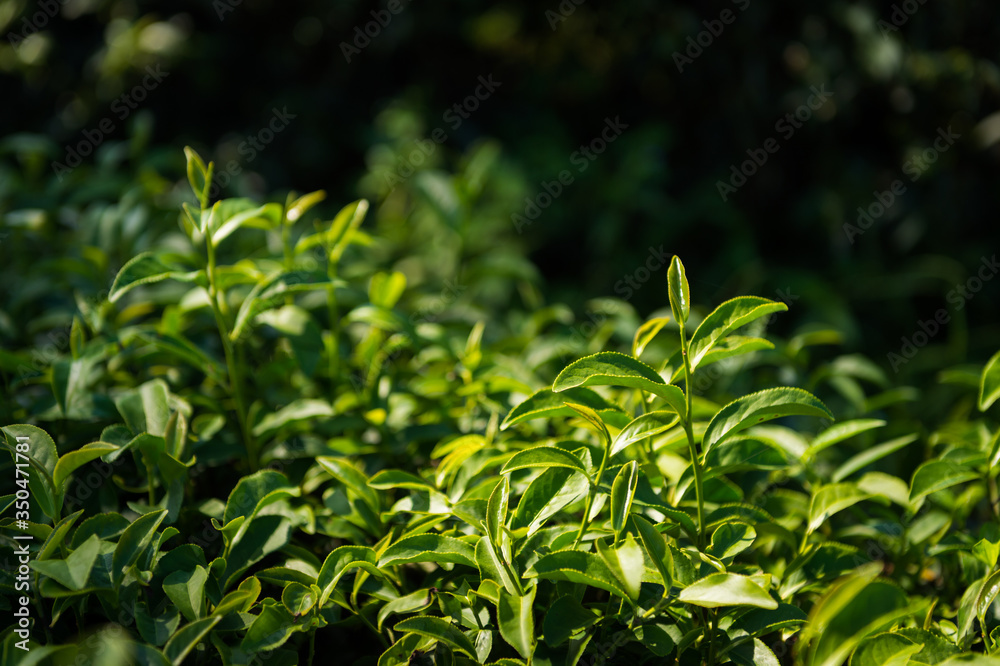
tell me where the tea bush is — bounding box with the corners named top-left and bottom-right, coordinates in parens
top-left (2, 149), bottom-right (1000, 666)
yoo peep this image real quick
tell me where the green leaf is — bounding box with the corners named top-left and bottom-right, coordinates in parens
top-left (108, 252), bottom-right (202, 303)
top-left (676, 335), bottom-right (774, 380)
top-left (281, 582), bottom-right (317, 617)
top-left (252, 399), bottom-right (334, 438)
top-left (806, 419), bottom-right (886, 460)
top-left (163, 565), bottom-right (208, 622)
top-left (702, 388), bottom-right (833, 458)
top-left (184, 146), bottom-right (209, 201)
top-left (114, 379), bottom-right (172, 437)
top-left (832, 435), bottom-right (917, 482)
top-left (393, 616), bottom-right (477, 658)
top-left (285, 189), bottom-right (326, 223)
top-left (378, 633), bottom-right (427, 666)
top-left (632, 515), bottom-right (672, 591)
top-left (850, 634), bottom-right (922, 666)
top-left (501, 387), bottom-right (611, 430)
top-left (486, 477), bottom-right (510, 547)
top-left (528, 549), bottom-right (631, 602)
top-left (379, 534), bottom-right (477, 569)
top-left (981, 349), bottom-right (1000, 411)
top-left (31, 534), bottom-right (101, 591)
top-left (729, 638), bottom-right (782, 666)
top-left (369, 271), bottom-right (407, 308)
top-left (798, 563), bottom-right (890, 665)
top-left (377, 589), bottom-right (437, 631)
top-left (71, 513), bottom-right (130, 547)
top-left (611, 411), bottom-right (680, 457)
top-left (164, 616), bottom-right (221, 666)
top-left (667, 256), bottom-right (690, 325)
top-left (807, 483), bottom-right (872, 534)
top-left (241, 603), bottom-right (300, 652)
top-left (224, 470), bottom-right (295, 524)
top-left (596, 535), bottom-right (644, 603)
top-left (476, 534), bottom-right (520, 596)
top-left (325, 199), bottom-right (369, 264)
top-left (213, 202), bottom-right (283, 246)
top-left (687, 296), bottom-right (788, 370)
top-left (112, 509), bottom-right (167, 586)
top-left (610, 461), bottom-right (639, 537)
top-left (633, 316), bottom-right (671, 358)
top-left (500, 446), bottom-right (589, 478)
top-left (498, 586), bottom-right (536, 660)
top-left (212, 589), bottom-right (253, 617)
top-left (553, 351), bottom-right (687, 415)
top-left (316, 457), bottom-right (380, 512)
top-left (735, 603), bottom-right (808, 637)
top-left (709, 522), bottom-right (757, 561)
top-left (678, 572), bottom-right (778, 609)
top-left (316, 545), bottom-right (382, 605)
top-left (53, 442), bottom-right (119, 489)
top-left (368, 469), bottom-right (435, 490)
top-left (542, 595), bottom-right (600, 647)
top-left (231, 270), bottom-right (341, 341)
top-left (511, 467), bottom-right (589, 534)
top-left (908, 460), bottom-right (980, 503)
top-left (136, 602), bottom-right (182, 647)
top-left (3, 424), bottom-right (59, 520)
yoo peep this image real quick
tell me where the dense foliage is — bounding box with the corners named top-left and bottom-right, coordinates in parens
top-left (2, 149), bottom-right (1000, 665)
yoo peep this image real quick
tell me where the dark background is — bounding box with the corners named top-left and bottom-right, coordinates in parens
top-left (3, 0), bottom-right (999, 375)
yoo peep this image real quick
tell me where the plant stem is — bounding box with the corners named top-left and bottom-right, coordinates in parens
top-left (498, 549), bottom-right (525, 596)
top-left (146, 459), bottom-right (156, 506)
top-left (326, 260), bottom-right (340, 393)
top-left (678, 322), bottom-right (705, 549)
top-left (706, 609), bottom-right (718, 666)
top-left (206, 234), bottom-right (257, 471)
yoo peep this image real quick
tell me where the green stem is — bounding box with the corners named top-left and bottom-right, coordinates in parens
top-left (575, 443), bottom-right (610, 547)
top-left (498, 549), bottom-right (525, 596)
top-left (327, 260), bottom-right (340, 393)
top-left (206, 235), bottom-right (257, 471)
top-left (706, 609), bottom-right (718, 666)
top-left (308, 630), bottom-right (316, 666)
top-left (678, 322), bottom-right (705, 549)
top-left (146, 459), bottom-right (156, 507)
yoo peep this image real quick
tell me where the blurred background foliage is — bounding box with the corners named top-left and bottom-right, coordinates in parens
top-left (1, 0), bottom-right (999, 409)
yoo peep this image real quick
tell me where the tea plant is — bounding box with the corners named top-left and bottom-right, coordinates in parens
top-left (2, 148), bottom-right (1000, 666)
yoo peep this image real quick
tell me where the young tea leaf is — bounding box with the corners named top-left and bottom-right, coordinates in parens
top-left (980, 349), bottom-right (1000, 411)
top-left (667, 256), bottom-right (690, 325)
